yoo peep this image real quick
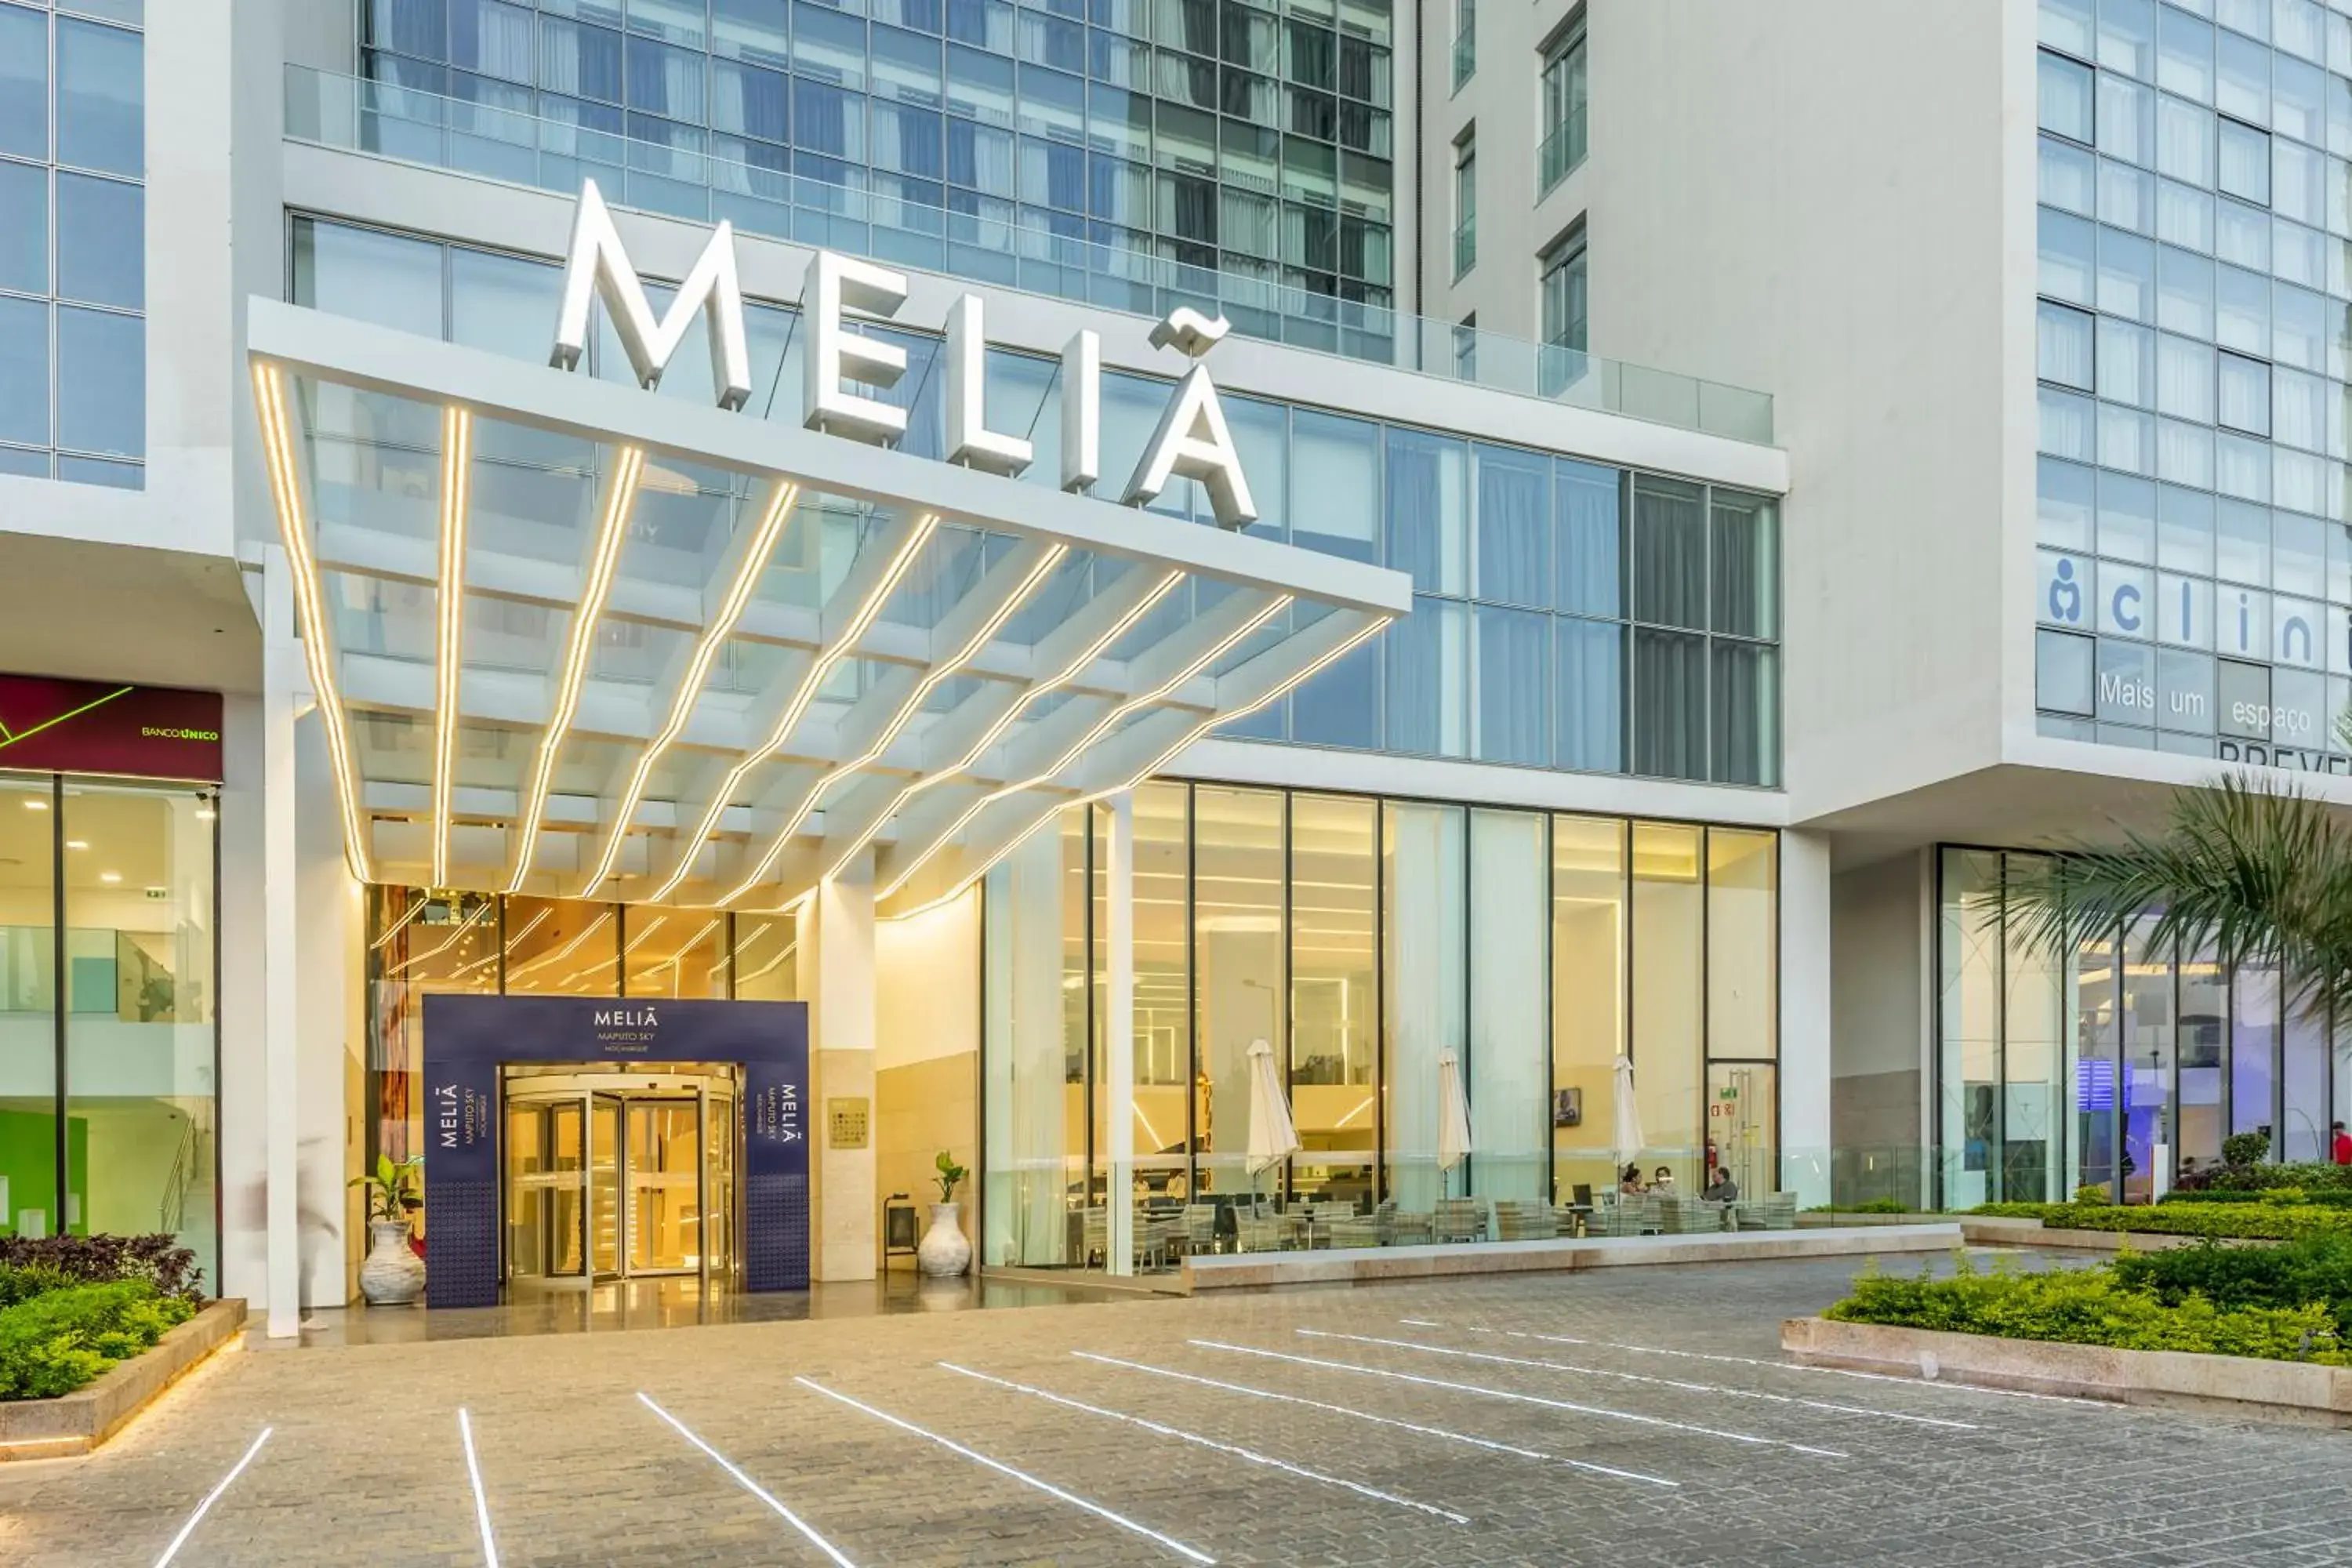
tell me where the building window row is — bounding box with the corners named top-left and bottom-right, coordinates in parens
top-left (1537, 13), bottom-right (1584, 194)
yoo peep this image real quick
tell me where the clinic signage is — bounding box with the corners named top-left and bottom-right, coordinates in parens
top-left (0, 674), bottom-right (223, 782)
top-left (550, 179), bottom-right (1261, 528)
top-left (420, 993), bottom-right (809, 1307)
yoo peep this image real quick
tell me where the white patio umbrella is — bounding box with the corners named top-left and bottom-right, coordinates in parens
top-left (1437, 1048), bottom-right (1474, 1194)
top-left (1612, 1053), bottom-right (1646, 1183)
top-left (1244, 1037), bottom-right (1300, 1207)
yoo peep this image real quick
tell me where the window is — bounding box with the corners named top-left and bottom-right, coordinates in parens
top-left (0, 5), bottom-right (144, 486)
top-left (1537, 230), bottom-right (1586, 395)
top-left (1451, 132), bottom-right (1475, 278)
top-left (2039, 48), bottom-right (2094, 143)
top-left (1538, 18), bottom-right (1585, 191)
top-left (1450, 0), bottom-right (1473, 90)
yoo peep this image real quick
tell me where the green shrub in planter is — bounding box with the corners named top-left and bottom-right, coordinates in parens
top-left (2073, 1184), bottom-right (2111, 1206)
top-left (2222, 1131), bottom-right (2274, 1169)
top-left (1969, 1201), bottom-right (2352, 1240)
top-left (2111, 1235), bottom-right (2352, 1338)
top-left (0, 1280), bottom-right (195, 1401)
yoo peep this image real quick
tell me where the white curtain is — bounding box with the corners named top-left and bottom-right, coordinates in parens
top-left (1468, 811), bottom-right (1547, 1201)
top-left (1385, 804), bottom-right (1463, 1210)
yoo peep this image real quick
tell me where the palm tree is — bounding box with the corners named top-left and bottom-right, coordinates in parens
top-left (1999, 775), bottom-right (2352, 1029)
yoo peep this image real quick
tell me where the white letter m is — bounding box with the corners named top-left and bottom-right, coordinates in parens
top-left (550, 178), bottom-right (753, 411)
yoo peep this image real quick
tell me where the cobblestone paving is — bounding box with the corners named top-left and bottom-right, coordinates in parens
top-left (7, 1250), bottom-right (2352, 1567)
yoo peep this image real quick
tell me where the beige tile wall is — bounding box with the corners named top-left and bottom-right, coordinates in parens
top-left (876, 1051), bottom-right (978, 1265)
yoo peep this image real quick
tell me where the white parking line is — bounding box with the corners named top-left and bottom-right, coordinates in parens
top-left (458, 1409), bottom-right (501, 1567)
top-left (793, 1376), bottom-right (1215, 1565)
top-left (1413, 1323), bottom-right (2113, 1407)
top-left (942, 1362), bottom-right (1468, 1523)
top-left (1352, 1328), bottom-right (1979, 1431)
top-left (1072, 1350), bottom-right (1680, 1488)
top-left (637, 1392), bottom-right (858, 1566)
top-left (1192, 1340), bottom-right (1848, 1459)
top-left (151, 1426), bottom-right (272, 1568)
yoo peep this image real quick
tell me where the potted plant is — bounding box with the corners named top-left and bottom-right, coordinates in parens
top-left (350, 1153), bottom-right (427, 1305)
top-left (916, 1150), bottom-right (972, 1279)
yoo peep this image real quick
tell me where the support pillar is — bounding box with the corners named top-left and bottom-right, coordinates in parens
top-left (1105, 793), bottom-right (1134, 1275)
top-left (261, 549), bottom-right (301, 1338)
top-left (808, 851), bottom-right (877, 1282)
top-left (1780, 828), bottom-right (1832, 1208)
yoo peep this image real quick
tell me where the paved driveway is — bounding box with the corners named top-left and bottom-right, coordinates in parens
top-left (4, 1250), bottom-right (2348, 1567)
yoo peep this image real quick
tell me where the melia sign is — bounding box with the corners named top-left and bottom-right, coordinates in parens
top-left (550, 179), bottom-right (1261, 528)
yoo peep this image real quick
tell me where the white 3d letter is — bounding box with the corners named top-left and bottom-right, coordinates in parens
top-left (550, 179), bottom-right (752, 411)
top-left (802, 250), bottom-right (910, 445)
top-left (1123, 310), bottom-right (1257, 528)
top-left (946, 295), bottom-right (1033, 476)
top-left (1062, 329), bottom-right (1101, 493)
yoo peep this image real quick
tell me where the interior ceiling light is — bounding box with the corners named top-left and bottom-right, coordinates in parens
top-left (65, 839), bottom-right (86, 851)
top-left (504, 445), bottom-right (646, 894)
top-left (430, 405), bottom-right (474, 890)
top-left (22, 798), bottom-right (45, 811)
top-left (98, 871), bottom-right (121, 884)
top-left (579, 478), bottom-right (802, 900)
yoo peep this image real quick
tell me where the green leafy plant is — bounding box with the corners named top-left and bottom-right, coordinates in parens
top-left (350, 1153), bottom-right (423, 1226)
top-left (1972, 1200), bottom-right (2352, 1241)
top-left (0, 1280), bottom-right (196, 1401)
top-left (2223, 1131), bottom-right (2275, 1169)
top-left (1851, 1197), bottom-right (1911, 1214)
top-left (2073, 1184), bottom-right (2111, 1206)
top-left (933, 1150), bottom-right (967, 1205)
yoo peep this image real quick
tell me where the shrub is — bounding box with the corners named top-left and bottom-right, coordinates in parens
top-left (1969, 1201), bottom-right (2352, 1240)
top-left (0, 1266), bottom-right (79, 1308)
top-left (2192, 1161), bottom-right (2352, 1194)
top-left (0, 1281), bottom-right (195, 1401)
top-left (1851, 1197), bottom-right (1911, 1214)
top-left (2223, 1131), bottom-right (2275, 1168)
top-left (2073, 1184), bottom-right (2111, 1206)
top-left (2161, 1189), bottom-right (2352, 1208)
top-left (0, 1236), bottom-right (202, 1304)
top-left (2111, 1235), bottom-right (2352, 1339)
top-left (1825, 1254), bottom-right (2346, 1363)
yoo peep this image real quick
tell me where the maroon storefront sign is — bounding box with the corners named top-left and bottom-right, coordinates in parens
top-left (0, 675), bottom-right (223, 782)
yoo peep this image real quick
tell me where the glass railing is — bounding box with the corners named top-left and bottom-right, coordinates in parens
top-left (1451, 28), bottom-right (1475, 89)
top-left (1538, 103), bottom-right (1588, 194)
top-left (1453, 217), bottom-right (1475, 279)
top-left (282, 64), bottom-right (1775, 445)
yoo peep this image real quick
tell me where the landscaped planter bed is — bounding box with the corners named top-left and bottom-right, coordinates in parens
top-left (0, 1298), bottom-right (246, 1461)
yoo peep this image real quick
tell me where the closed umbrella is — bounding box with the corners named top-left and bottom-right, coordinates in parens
top-left (1612, 1053), bottom-right (1646, 1180)
top-left (1244, 1037), bottom-right (1300, 1206)
top-left (1437, 1048), bottom-right (1474, 1194)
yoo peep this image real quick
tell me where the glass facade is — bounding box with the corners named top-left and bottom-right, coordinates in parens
top-left (978, 779), bottom-right (1779, 1266)
top-left (0, 772), bottom-right (216, 1283)
top-left (0, 0), bottom-right (145, 488)
top-left (292, 213), bottom-right (1784, 786)
top-left (2034, 0), bottom-right (2352, 761)
top-left (355, 0), bottom-right (1396, 310)
top-left (1935, 844), bottom-right (2347, 1208)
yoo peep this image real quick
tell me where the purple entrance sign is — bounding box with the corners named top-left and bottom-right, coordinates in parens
top-left (421, 993), bottom-right (809, 1308)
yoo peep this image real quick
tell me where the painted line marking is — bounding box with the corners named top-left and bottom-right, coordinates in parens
top-left (1392, 1327), bottom-right (1980, 1430)
top-left (941, 1361), bottom-right (1468, 1523)
top-left (793, 1376), bottom-right (1214, 1565)
top-left (1192, 1339), bottom-right (1847, 1459)
top-left (458, 1409), bottom-right (500, 1567)
top-left (1073, 1349), bottom-right (1679, 1489)
top-left (152, 1426), bottom-right (272, 1568)
top-left (637, 1393), bottom-right (857, 1566)
top-left (1417, 1323), bottom-right (2114, 1407)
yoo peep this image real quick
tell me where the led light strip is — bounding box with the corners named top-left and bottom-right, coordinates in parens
top-left (630, 915), bottom-right (722, 985)
top-left (151, 1426), bottom-right (273, 1568)
top-left (252, 364), bottom-right (372, 882)
top-left (502, 908), bottom-right (614, 984)
top-left (580, 479), bottom-right (803, 899)
top-left (880, 614), bottom-right (1388, 924)
top-left (644, 512), bottom-right (942, 905)
top-left (431, 405), bottom-right (474, 889)
top-left (505, 444), bottom-right (647, 893)
top-left (875, 593), bottom-right (1292, 906)
top-left (447, 904), bottom-right (550, 982)
top-left (369, 893), bottom-right (430, 951)
top-left (383, 900), bottom-right (493, 980)
top-left (718, 541), bottom-right (1069, 906)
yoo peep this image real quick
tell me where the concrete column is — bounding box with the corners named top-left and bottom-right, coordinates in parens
top-left (808, 851), bottom-right (877, 1282)
top-left (1105, 793), bottom-right (1134, 1275)
top-left (1780, 829), bottom-right (1832, 1208)
top-left (261, 550), bottom-right (301, 1337)
top-left (293, 716), bottom-right (356, 1308)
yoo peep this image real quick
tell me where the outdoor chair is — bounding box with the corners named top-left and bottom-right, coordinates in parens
top-left (1733, 1193), bottom-right (1798, 1231)
top-left (1433, 1196), bottom-right (1489, 1244)
top-left (1385, 1200), bottom-right (1435, 1247)
top-left (1326, 1210), bottom-right (1383, 1249)
top-left (1585, 1200), bottom-right (1644, 1236)
top-left (1235, 1211), bottom-right (1288, 1253)
top-left (1493, 1200), bottom-right (1558, 1241)
top-left (1178, 1203), bottom-right (1220, 1255)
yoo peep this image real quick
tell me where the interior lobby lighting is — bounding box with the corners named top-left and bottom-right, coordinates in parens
top-left (430, 405), bottom-right (474, 889)
top-left (581, 478), bottom-right (801, 899)
top-left (647, 510), bottom-right (940, 906)
top-left (65, 839), bottom-right (86, 851)
top-left (21, 797), bottom-right (45, 811)
top-left (505, 445), bottom-right (646, 893)
top-left (98, 871), bottom-right (121, 884)
top-left (503, 908), bottom-right (614, 984)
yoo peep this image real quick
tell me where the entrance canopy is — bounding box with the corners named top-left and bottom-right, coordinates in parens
top-left (248, 299), bottom-right (1407, 916)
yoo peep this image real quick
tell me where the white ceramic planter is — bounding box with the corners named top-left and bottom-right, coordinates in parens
top-left (916, 1201), bottom-right (972, 1278)
top-left (358, 1220), bottom-right (426, 1305)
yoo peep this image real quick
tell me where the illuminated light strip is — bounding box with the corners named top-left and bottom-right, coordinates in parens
top-left (937, 1363), bottom-right (1465, 1523)
top-left (637, 1394), bottom-right (856, 1566)
top-left (793, 1377), bottom-right (1214, 1564)
top-left (503, 909), bottom-right (614, 984)
top-left (151, 1426), bottom-right (272, 1567)
top-left (506, 444), bottom-right (647, 893)
top-left (1283, 1333), bottom-right (1848, 1457)
top-left (633, 915), bottom-right (722, 979)
top-left (580, 481), bottom-right (803, 898)
top-left (721, 541), bottom-right (1070, 906)
top-left (1069, 1352), bottom-right (1678, 1488)
top-left (448, 905), bottom-right (550, 981)
top-left (457, 1408), bottom-right (500, 1568)
top-left (252, 364), bottom-right (371, 881)
top-left (371, 894), bottom-right (430, 951)
top-left (431, 405), bottom-right (474, 890)
top-left (880, 615), bottom-right (1386, 924)
top-left (1435, 1327), bottom-right (1978, 1430)
top-left (850, 568), bottom-right (1183, 906)
top-left (384, 901), bottom-right (494, 979)
top-left (645, 513), bottom-right (942, 906)
top-left (876, 592), bottom-right (1290, 906)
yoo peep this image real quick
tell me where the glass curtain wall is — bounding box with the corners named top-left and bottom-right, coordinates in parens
top-left (0, 773), bottom-right (217, 1285)
top-left (1935, 844), bottom-right (2346, 1204)
top-left (979, 781), bottom-right (1781, 1265)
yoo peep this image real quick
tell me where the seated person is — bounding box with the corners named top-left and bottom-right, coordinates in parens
top-left (1617, 1163), bottom-right (1646, 1196)
top-left (1702, 1166), bottom-right (1739, 1202)
top-left (1650, 1165), bottom-right (1676, 1193)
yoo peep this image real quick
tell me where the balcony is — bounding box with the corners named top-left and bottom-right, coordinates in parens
top-left (1450, 28), bottom-right (1475, 89)
top-left (1453, 217), bottom-right (1475, 279)
top-left (281, 64), bottom-right (1775, 445)
top-left (1539, 102), bottom-right (1588, 194)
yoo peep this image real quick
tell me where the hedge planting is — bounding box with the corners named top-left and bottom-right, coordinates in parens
top-left (1969, 1201), bottom-right (2352, 1240)
top-left (2180, 1161), bottom-right (2352, 1194)
top-left (0, 1280), bottom-right (195, 1401)
top-left (2161, 1189), bottom-right (2352, 1208)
